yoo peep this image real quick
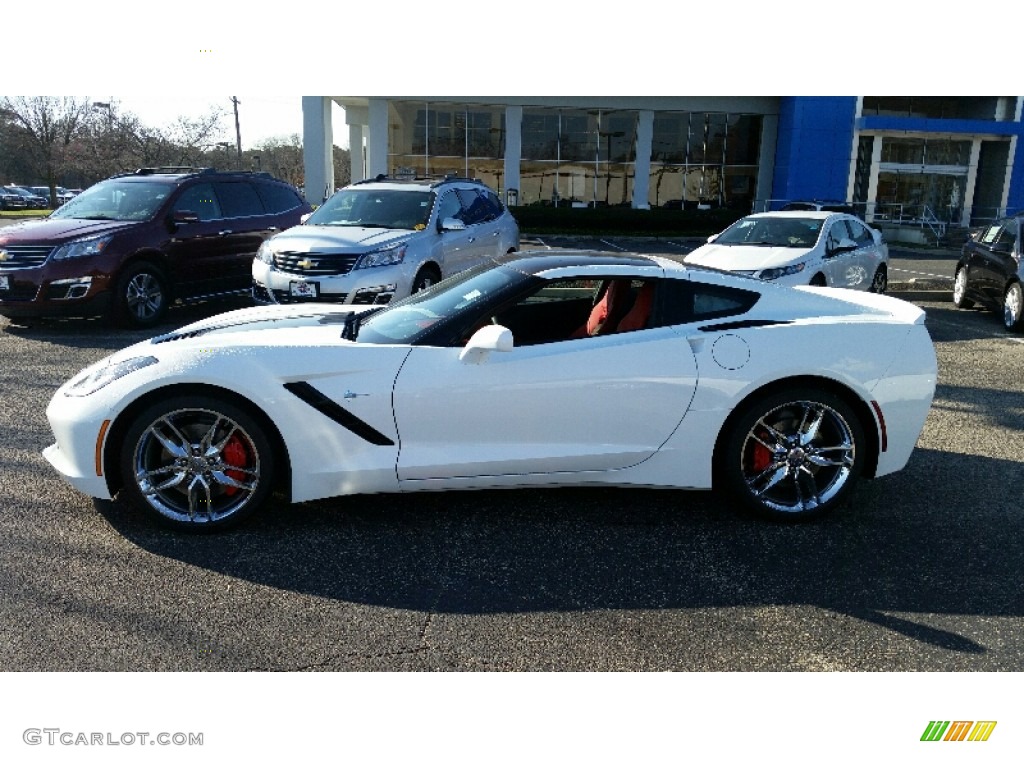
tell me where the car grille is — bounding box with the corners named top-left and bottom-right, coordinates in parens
top-left (273, 251), bottom-right (359, 277)
top-left (0, 245), bottom-right (56, 269)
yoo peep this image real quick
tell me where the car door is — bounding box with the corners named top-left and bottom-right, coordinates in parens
top-left (821, 218), bottom-right (866, 288)
top-left (972, 219), bottom-right (1018, 302)
top-left (211, 181), bottom-right (280, 287)
top-left (164, 182), bottom-right (238, 296)
top-left (391, 275), bottom-right (699, 482)
top-left (433, 188), bottom-right (480, 277)
top-left (844, 217), bottom-right (883, 289)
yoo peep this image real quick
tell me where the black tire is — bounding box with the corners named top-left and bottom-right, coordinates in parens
top-left (809, 273), bottom-right (827, 287)
top-left (1004, 282), bottom-right (1024, 332)
top-left (952, 266), bottom-right (974, 309)
top-left (118, 395), bottom-right (275, 532)
top-left (114, 261), bottom-right (168, 328)
top-left (869, 265), bottom-right (887, 294)
top-left (718, 387), bottom-right (866, 522)
top-left (411, 265), bottom-right (442, 294)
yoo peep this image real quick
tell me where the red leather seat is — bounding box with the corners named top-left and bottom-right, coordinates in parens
top-left (614, 281), bottom-right (654, 332)
top-left (574, 279), bottom-right (631, 338)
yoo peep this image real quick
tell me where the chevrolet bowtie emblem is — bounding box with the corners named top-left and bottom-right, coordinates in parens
top-left (296, 258), bottom-right (317, 270)
top-left (0, 250), bottom-right (9, 262)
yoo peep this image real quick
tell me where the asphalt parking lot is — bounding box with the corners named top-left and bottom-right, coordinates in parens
top-left (1, 238), bottom-right (1022, 672)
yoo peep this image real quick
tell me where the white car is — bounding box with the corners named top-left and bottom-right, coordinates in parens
top-left (251, 175), bottom-right (519, 306)
top-left (44, 251), bottom-right (936, 532)
top-left (684, 211), bottom-right (889, 292)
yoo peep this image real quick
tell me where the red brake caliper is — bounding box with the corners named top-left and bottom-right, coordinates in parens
top-left (750, 431), bottom-right (772, 473)
top-left (221, 434), bottom-right (249, 496)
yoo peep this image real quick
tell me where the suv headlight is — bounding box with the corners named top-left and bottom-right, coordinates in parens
top-left (256, 241), bottom-right (275, 265)
top-left (758, 263), bottom-right (806, 281)
top-left (356, 243), bottom-right (407, 269)
top-left (51, 234), bottom-right (115, 261)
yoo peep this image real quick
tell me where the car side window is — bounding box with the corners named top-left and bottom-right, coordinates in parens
top-left (846, 219), bottom-right (875, 246)
top-left (213, 182), bottom-right (265, 218)
top-left (256, 182), bottom-right (304, 214)
top-left (827, 220), bottom-right (852, 249)
top-left (173, 183), bottom-right (222, 221)
top-left (658, 280), bottom-right (760, 325)
top-left (461, 278), bottom-right (660, 347)
top-left (436, 191), bottom-right (463, 225)
top-left (456, 189), bottom-right (492, 225)
top-left (992, 222), bottom-right (1017, 253)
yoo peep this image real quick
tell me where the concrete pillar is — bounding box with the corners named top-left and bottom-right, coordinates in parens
top-left (503, 105), bottom-right (522, 206)
top-left (366, 98), bottom-right (389, 178)
top-left (632, 110), bottom-right (654, 209)
top-left (301, 96), bottom-right (333, 205)
top-left (962, 139), bottom-right (981, 227)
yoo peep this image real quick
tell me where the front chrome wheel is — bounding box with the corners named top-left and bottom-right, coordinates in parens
top-left (720, 389), bottom-right (866, 521)
top-left (120, 397), bottom-right (274, 530)
top-left (952, 267), bottom-right (973, 309)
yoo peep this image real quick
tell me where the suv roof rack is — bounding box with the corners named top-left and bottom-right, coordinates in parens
top-left (352, 173), bottom-right (483, 188)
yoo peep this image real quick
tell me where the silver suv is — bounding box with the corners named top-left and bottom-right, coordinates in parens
top-left (252, 175), bottom-right (520, 306)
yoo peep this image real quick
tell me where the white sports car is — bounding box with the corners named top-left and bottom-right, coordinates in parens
top-left (44, 252), bottom-right (937, 531)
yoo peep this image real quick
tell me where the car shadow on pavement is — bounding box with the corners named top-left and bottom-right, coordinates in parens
top-left (98, 446), bottom-right (1023, 656)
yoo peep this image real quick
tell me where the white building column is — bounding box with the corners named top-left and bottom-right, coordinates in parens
top-left (301, 96), bottom-right (333, 204)
top-left (366, 98), bottom-right (389, 178)
top-left (754, 115), bottom-right (778, 212)
top-left (962, 139), bottom-right (982, 227)
top-left (345, 106), bottom-right (368, 183)
top-left (632, 110), bottom-right (654, 209)
top-left (865, 137), bottom-right (883, 223)
top-left (503, 105), bottom-right (522, 206)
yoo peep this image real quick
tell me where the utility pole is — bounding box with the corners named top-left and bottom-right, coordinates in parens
top-left (231, 96), bottom-right (242, 166)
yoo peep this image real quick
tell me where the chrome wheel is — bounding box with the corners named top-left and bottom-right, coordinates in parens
top-left (125, 273), bottom-right (164, 322)
top-left (115, 262), bottom-right (167, 328)
top-left (120, 397), bottom-right (274, 530)
top-left (952, 267), bottom-right (972, 308)
top-left (1004, 282), bottom-right (1024, 331)
top-left (721, 389), bottom-right (865, 521)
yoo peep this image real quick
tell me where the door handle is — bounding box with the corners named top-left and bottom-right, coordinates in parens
top-left (218, 230), bottom-right (233, 236)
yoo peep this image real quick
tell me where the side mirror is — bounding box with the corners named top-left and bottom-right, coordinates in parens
top-left (440, 216), bottom-right (467, 233)
top-left (706, 233), bottom-right (719, 244)
top-left (459, 324), bottom-right (513, 364)
top-left (300, 213), bottom-right (312, 224)
top-left (828, 237), bottom-right (858, 256)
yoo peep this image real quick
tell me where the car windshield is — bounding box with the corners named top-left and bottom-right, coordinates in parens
top-left (305, 188), bottom-right (433, 230)
top-left (356, 262), bottom-right (519, 345)
top-left (50, 180), bottom-right (171, 221)
top-left (715, 216), bottom-right (823, 247)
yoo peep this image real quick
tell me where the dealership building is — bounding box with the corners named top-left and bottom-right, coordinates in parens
top-left (302, 96), bottom-right (1024, 236)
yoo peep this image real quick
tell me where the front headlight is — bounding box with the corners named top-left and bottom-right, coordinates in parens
top-left (51, 234), bottom-right (115, 261)
top-left (758, 263), bottom-right (806, 281)
top-left (256, 241), bottom-right (275, 265)
top-left (65, 355), bottom-right (158, 397)
top-left (355, 243), bottom-right (407, 269)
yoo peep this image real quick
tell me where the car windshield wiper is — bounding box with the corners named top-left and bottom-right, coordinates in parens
top-left (340, 306), bottom-right (385, 341)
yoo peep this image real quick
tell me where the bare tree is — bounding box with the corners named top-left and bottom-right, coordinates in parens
top-left (164, 108), bottom-right (228, 167)
top-left (0, 96), bottom-right (92, 203)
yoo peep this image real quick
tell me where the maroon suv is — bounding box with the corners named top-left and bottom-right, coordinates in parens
top-left (0, 168), bottom-right (312, 327)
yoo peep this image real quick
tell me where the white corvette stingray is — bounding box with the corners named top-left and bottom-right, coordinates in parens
top-left (44, 251), bottom-right (937, 531)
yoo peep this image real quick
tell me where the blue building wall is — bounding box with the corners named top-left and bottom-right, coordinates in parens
top-left (774, 98), bottom-right (1024, 217)
top-left (771, 97), bottom-right (858, 206)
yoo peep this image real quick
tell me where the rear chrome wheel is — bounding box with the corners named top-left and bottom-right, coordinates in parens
top-left (719, 388), bottom-right (866, 521)
top-left (1003, 282), bottom-right (1024, 331)
top-left (119, 396), bottom-right (274, 531)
